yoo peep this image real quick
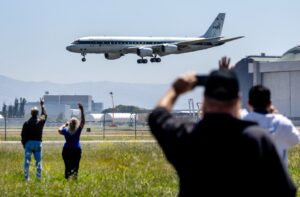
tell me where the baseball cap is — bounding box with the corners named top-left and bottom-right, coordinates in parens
top-left (204, 69), bottom-right (239, 101)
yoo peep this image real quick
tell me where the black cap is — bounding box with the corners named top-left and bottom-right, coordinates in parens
top-left (204, 69), bottom-right (239, 101)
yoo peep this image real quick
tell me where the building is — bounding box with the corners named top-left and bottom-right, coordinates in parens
top-left (234, 45), bottom-right (300, 123)
top-left (25, 102), bottom-right (71, 120)
top-left (234, 53), bottom-right (280, 108)
top-left (44, 95), bottom-right (93, 112)
top-left (25, 95), bottom-right (104, 121)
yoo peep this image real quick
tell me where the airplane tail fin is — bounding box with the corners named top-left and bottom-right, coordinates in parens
top-left (203, 13), bottom-right (225, 38)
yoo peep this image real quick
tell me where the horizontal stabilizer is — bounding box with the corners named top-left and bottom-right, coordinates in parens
top-left (219, 36), bottom-right (244, 43)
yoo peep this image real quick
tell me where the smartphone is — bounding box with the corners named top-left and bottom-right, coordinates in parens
top-left (195, 75), bottom-right (208, 86)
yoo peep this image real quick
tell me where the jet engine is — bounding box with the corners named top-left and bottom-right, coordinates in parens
top-left (137, 47), bottom-right (153, 57)
top-left (161, 44), bottom-right (178, 54)
top-left (104, 53), bottom-right (122, 60)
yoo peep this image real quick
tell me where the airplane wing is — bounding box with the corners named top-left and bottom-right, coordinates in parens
top-left (121, 37), bottom-right (221, 54)
top-left (176, 37), bottom-right (222, 46)
top-left (121, 36), bottom-right (243, 54)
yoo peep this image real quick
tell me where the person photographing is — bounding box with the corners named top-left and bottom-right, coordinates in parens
top-left (58, 103), bottom-right (85, 179)
top-left (148, 57), bottom-right (296, 196)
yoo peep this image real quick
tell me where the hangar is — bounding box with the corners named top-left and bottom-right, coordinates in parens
top-left (234, 45), bottom-right (300, 124)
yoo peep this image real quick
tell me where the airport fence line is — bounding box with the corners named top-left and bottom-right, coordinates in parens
top-left (0, 112), bottom-right (199, 141)
top-left (0, 113), bottom-right (151, 141)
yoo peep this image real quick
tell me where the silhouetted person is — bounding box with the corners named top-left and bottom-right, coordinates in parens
top-left (148, 58), bottom-right (296, 196)
top-left (58, 103), bottom-right (85, 179)
top-left (21, 98), bottom-right (47, 181)
top-left (243, 85), bottom-right (300, 169)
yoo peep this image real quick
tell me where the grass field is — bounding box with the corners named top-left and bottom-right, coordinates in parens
top-left (0, 143), bottom-right (178, 196)
top-left (1, 133), bottom-right (300, 196)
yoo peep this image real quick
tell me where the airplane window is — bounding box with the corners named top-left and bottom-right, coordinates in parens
top-left (72, 40), bottom-right (80, 44)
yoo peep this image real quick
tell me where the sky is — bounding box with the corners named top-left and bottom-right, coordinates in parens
top-left (0, 0), bottom-right (300, 85)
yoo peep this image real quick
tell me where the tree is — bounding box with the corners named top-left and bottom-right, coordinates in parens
top-left (19, 98), bottom-right (26, 118)
top-left (8, 105), bottom-right (13, 118)
top-left (102, 105), bottom-right (150, 113)
top-left (13, 98), bottom-right (19, 117)
top-left (1, 103), bottom-right (7, 117)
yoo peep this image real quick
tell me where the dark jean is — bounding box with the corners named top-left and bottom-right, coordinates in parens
top-left (62, 147), bottom-right (82, 179)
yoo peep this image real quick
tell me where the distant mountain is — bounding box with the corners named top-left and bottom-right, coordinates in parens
top-left (0, 75), bottom-right (203, 110)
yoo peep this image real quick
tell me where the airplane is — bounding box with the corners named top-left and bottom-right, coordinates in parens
top-left (66, 13), bottom-right (243, 64)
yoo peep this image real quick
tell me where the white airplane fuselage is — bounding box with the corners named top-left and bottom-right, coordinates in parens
top-left (66, 36), bottom-right (216, 55)
top-left (66, 13), bottom-right (243, 63)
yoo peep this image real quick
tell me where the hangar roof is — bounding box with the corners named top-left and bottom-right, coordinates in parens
top-left (280, 45), bottom-right (300, 61)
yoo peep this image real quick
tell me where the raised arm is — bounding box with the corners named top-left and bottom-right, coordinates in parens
top-left (219, 56), bottom-right (232, 70)
top-left (58, 121), bottom-right (68, 135)
top-left (156, 73), bottom-right (197, 112)
top-left (40, 98), bottom-right (47, 121)
top-left (78, 103), bottom-right (85, 128)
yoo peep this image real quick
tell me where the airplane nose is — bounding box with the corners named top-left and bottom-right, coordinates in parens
top-left (66, 45), bottom-right (73, 51)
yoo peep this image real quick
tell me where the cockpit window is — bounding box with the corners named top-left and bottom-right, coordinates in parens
top-left (72, 40), bottom-right (80, 44)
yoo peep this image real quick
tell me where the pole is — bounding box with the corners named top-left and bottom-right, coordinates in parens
top-left (4, 114), bottom-right (7, 141)
top-left (134, 113), bottom-right (137, 139)
top-left (103, 113), bottom-right (105, 139)
top-left (110, 92), bottom-right (115, 126)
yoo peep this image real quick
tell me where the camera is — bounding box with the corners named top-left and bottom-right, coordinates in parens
top-left (195, 75), bottom-right (208, 86)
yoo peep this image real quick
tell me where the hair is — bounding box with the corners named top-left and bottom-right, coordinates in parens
top-left (31, 107), bottom-right (39, 117)
top-left (248, 85), bottom-right (271, 110)
top-left (68, 117), bottom-right (79, 135)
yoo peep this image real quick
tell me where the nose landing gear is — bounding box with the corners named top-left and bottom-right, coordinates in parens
top-left (80, 49), bottom-right (87, 62)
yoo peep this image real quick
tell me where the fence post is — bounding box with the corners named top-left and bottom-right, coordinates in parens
top-left (134, 113), bottom-right (137, 139)
top-left (4, 115), bottom-right (7, 141)
top-left (103, 113), bottom-right (105, 139)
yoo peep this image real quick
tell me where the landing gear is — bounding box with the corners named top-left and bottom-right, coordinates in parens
top-left (150, 58), bottom-right (161, 63)
top-left (80, 49), bottom-right (87, 62)
top-left (137, 59), bottom-right (148, 64)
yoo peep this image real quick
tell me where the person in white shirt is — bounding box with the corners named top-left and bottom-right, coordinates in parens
top-left (243, 85), bottom-right (300, 168)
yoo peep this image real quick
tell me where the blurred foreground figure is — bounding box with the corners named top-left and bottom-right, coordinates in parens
top-left (58, 103), bottom-right (85, 179)
top-left (148, 58), bottom-right (296, 196)
top-left (21, 98), bottom-right (47, 181)
top-left (243, 85), bottom-right (300, 169)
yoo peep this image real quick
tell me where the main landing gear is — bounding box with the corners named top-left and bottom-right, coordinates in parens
top-left (137, 59), bottom-right (148, 64)
top-left (150, 57), bottom-right (161, 63)
top-left (137, 57), bottom-right (161, 64)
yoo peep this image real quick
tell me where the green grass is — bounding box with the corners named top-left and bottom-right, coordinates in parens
top-left (0, 143), bottom-right (178, 196)
top-left (2, 142), bottom-right (300, 196)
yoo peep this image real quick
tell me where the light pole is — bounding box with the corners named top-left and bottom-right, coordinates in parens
top-left (109, 92), bottom-right (116, 127)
